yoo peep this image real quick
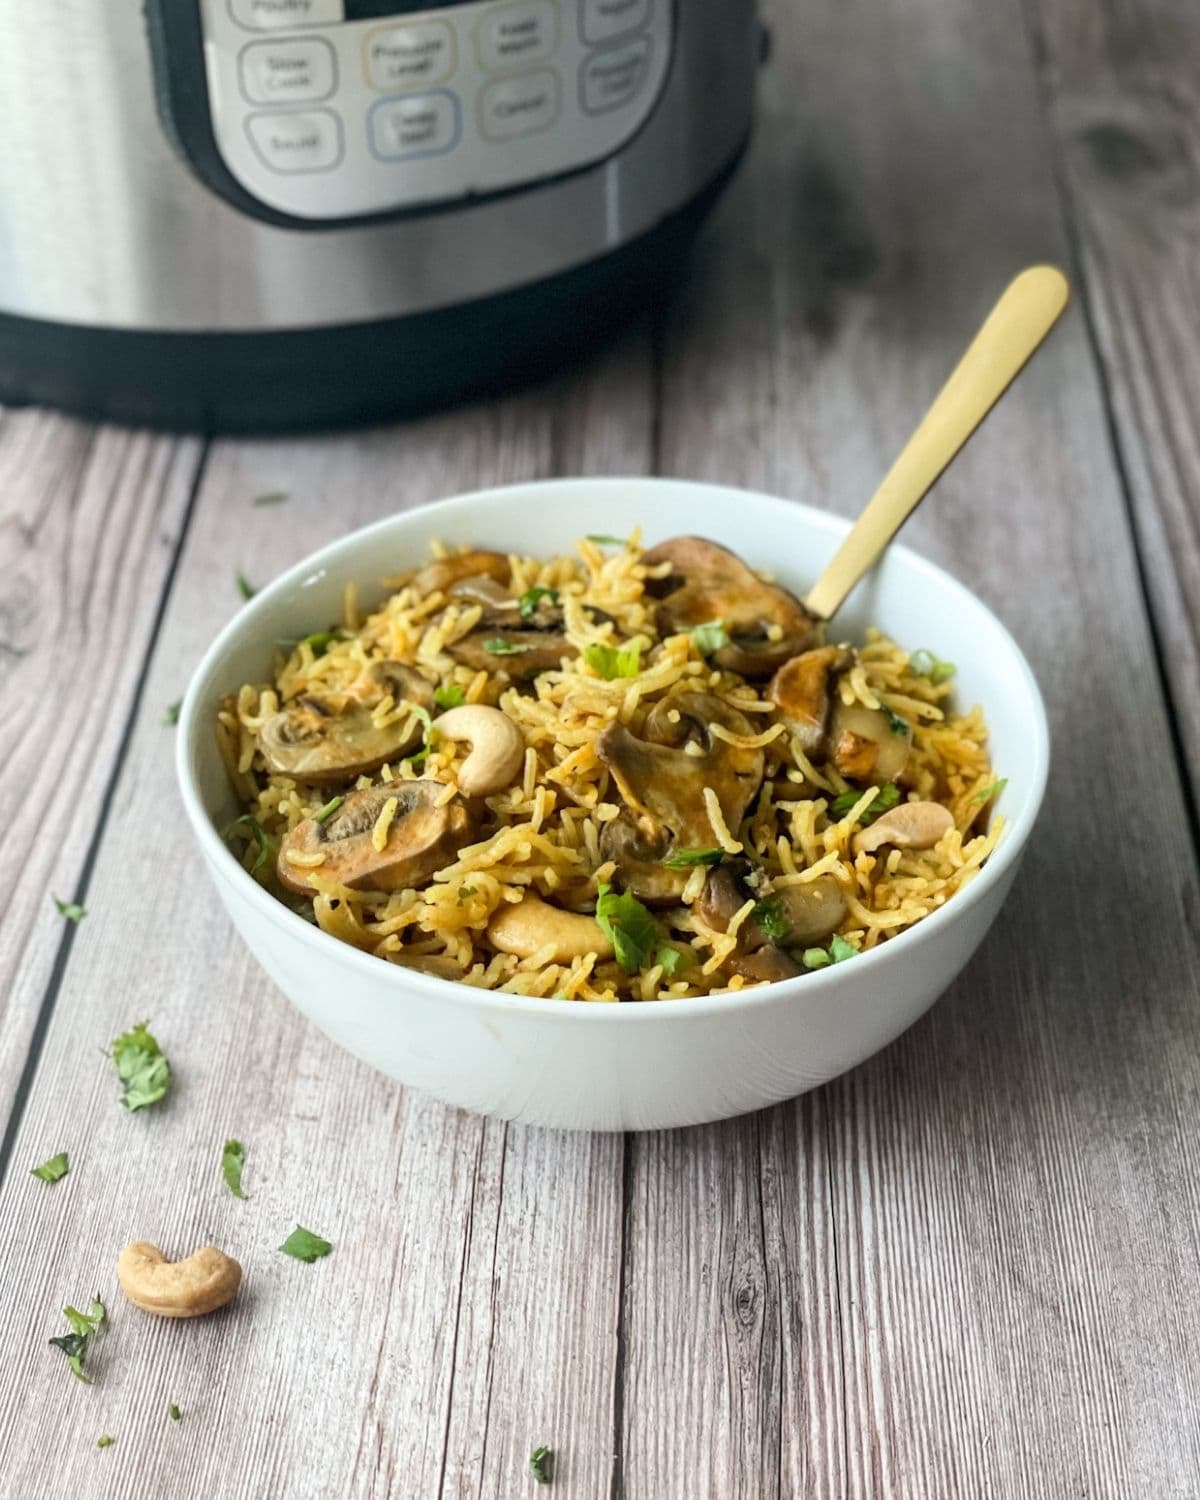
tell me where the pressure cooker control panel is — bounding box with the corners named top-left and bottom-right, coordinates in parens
top-left (184, 0), bottom-right (672, 221)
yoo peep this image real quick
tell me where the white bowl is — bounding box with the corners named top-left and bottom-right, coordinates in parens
top-left (177, 479), bottom-right (1048, 1131)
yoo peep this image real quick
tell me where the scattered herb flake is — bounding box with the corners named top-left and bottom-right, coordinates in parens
top-left (31, 1151), bottom-right (69, 1183)
top-left (279, 1225), bottom-right (333, 1263)
top-left (909, 648), bottom-right (956, 684)
top-left (802, 948), bottom-right (832, 970)
top-left (434, 683), bottom-right (467, 711)
top-left (53, 895), bottom-right (87, 924)
top-left (969, 777), bottom-right (1008, 806)
top-left (169, 1404), bottom-right (182, 1421)
top-left (314, 795), bottom-right (344, 825)
top-left (251, 491), bottom-right (288, 507)
top-left (299, 629), bottom-right (349, 657)
top-left (883, 706), bottom-right (909, 736)
top-left (582, 641), bottom-right (641, 679)
top-left (163, 700), bottom-right (182, 726)
top-left (585, 533), bottom-right (630, 547)
top-left (829, 935), bottom-right (858, 963)
top-left (97, 1435), bottom-right (114, 1450)
top-left (529, 1445), bottom-right (554, 1485)
top-left (688, 619), bottom-right (731, 657)
top-left (518, 585), bottom-right (559, 620)
top-left (662, 847), bottom-right (724, 870)
top-left (228, 813), bottom-right (271, 875)
top-left (110, 1022), bottom-right (171, 1113)
top-left (235, 570), bottom-right (256, 601)
top-left (50, 1298), bottom-right (105, 1384)
top-left (830, 783), bottom-right (901, 825)
top-left (751, 896), bottom-right (790, 944)
top-left (457, 885), bottom-right (477, 904)
top-left (222, 1139), bottom-right (247, 1199)
top-left (655, 945), bottom-right (685, 978)
top-left (595, 883), bottom-right (657, 974)
top-left (483, 638), bottom-right (533, 656)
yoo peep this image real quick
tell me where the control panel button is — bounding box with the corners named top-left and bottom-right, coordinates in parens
top-left (579, 0), bottom-right (650, 46)
top-left (364, 22), bottom-right (455, 91)
top-left (239, 38), bottom-right (336, 105)
top-left (368, 91), bottom-right (460, 159)
top-left (229, 0), bottom-right (343, 31)
top-left (245, 109), bottom-right (343, 171)
top-left (479, 68), bottom-right (561, 140)
top-left (580, 36), bottom-right (650, 113)
top-left (477, 1), bottom-right (558, 72)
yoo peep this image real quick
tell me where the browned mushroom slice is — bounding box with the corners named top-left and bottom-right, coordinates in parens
top-left (447, 628), bottom-right (578, 679)
top-left (641, 536), bottom-right (816, 678)
top-left (259, 694), bottom-right (425, 784)
top-left (725, 946), bottom-right (802, 984)
top-left (698, 860), bottom-right (846, 951)
top-left (828, 700), bottom-right (912, 785)
top-left (278, 781), bottom-right (475, 895)
top-left (596, 692), bottom-right (765, 903)
top-left (411, 550), bottom-right (511, 597)
top-left (767, 645), bottom-right (853, 756)
top-left (361, 660), bottom-right (435, 711)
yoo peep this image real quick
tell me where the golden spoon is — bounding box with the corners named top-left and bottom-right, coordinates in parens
top-left (803, 264), bottom-right (1071, 623)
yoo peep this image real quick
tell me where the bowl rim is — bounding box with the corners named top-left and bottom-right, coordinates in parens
top-left (177, 476), bottom-right (1050, 1024)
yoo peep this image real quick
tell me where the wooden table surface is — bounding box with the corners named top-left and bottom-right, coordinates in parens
top-left (2, 1), bottom-right (1198, 1495)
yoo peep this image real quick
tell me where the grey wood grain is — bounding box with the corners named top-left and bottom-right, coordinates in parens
top-left (1024, 0), bottom-right (1200, 810)
top-left (0, 414), bottom-right (199, 1119)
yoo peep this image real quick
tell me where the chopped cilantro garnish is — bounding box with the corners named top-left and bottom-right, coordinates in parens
top-left (518, 585), bottom-right (559, 619)
top-left (655, 945), bottom-right (685, 977)
top-left (434, 683), bottom-right (467, 711)
top-left (529, 1445), bottom-right (554, 1484)
top-left (582, 641), bottom-right (641, 679)
top-left (829, 935), bottom-right (858, 963)
top-left (586, 533), bottom-right (630, 547)
top-left (662, 847), bottom-right (724, 870)
top-left (909, 648), bottom-right (956, 684)
top-left (279, 1225), bottom-right (333, 1263)
top-left (483, 638), bottom-right (533, 656)
top-left (969, 777), bottom-right (1008, 806)
top-left (688, 620), bottom-right (731, 656)
top-left (751, 896), bottom-right (789, 944)
top-left (228, 813), bottom-right (271, 875)
top-left (802, 948), bottom-right (832, 969)
top-left (168, 1404), bottom-right (182, 1421)
top-left (110, 1022), bottom-right (171, 1113)
top-left (50, 1297), bottom-right (105, 1384)
top-left (251, 491), bottom-right (288, 507)
top-left (829, 783), bottom-right (901, 825)
top-left (595, 883), bottom-right (657, 974)
top-left (298, 629), bottom-right (349, 657)
top-left (314, 795), bottom-right (343, 825)
top-left (97, 1435), bottom-right (114, 1449)
top-left (883, 706), bottom-right (909, 736)
top-left (31, 1151), bottom-right (69, 1183)
top-left (53, 895), bottom-right (87, 924)
top-left (163, 700), bottom-right (182, 726)
top-left (222, 1139), bottom-right (247, 1199)
top-left (235, 570), bottom-right (256, 601)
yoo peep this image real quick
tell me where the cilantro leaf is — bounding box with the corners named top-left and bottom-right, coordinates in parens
top-left (829, 935), bottom-right (858, 963)
top-left (434, 683), bottom-right (466, 711)
top-left (662, 847), bottom-right (724, 870)
top-left (110, 1022), bottom-right (171, 1113)
top-left (689, 620), bottom-right (731, 656)
top-left (751, 896), bottom-right (790, 944)
top-left (314, 795), bottom-right (343, 825)
top-left (518, 586), bottom-right (559, 620)
top-left (883, 706), bottom-right (909, 736)
top-left (251, 491), bottom-right (288, 507)
top-left (483, 638), bottom-right (533, 656)
top-left (909, 648), bottom-right (956, 684)
top-left (169, 1404), bottom-right (182, 1421)
top-left (802, 948), bottom-right (832, 969)
top-left (655, 945), bottom-right (685, 978)
top-left (163, 700), bottom-right (182, 726)
top-left (829, 783), bottom-right (901, 825)
top-left (50, 1298), bottom-right (105, 1384)
top-left (582, 641), bottom-right (641, 679)
top-left (53, 896), bottom-right (87, 924)
top-left (529, 1445), bottom-right (554, 1484)
top-left (31, 1151), bottom-right (69, 1183)
top-left (228, 814), bottom-right (271, 875)
top-left (595, 884), bottom-right (657, 974)
top-left (235, 571), bottom-right (256, 601)
top-left (222, 1139), bottom-right (248, 1199)
top-left (969, 777), bottom-right (1008, 806)
top-left (586, 534), bottom-right (630, 547)
top-left (298, 629), bottom-right (349, 657)
top-left (279, 1225), bottom-right (333, 1263)
top-left (97, 1435), bottom-right (114, 1449)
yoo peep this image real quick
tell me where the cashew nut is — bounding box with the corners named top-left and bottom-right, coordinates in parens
top-left (117, 1241), bottom-right (242, 1319)
top-left (853, 801), bottom-right (955, 856)
top-left (488, 895), bottom-right (614, 963)
top-left (433, 705), bottom-right (525, 796)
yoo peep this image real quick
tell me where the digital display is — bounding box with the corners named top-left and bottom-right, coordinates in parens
top-left (344, 0), bottom-right (478, 17)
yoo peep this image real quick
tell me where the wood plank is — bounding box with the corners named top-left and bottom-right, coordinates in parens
top-left (1024, 0), bottom-right (1200, 813)
top-left (0, 412), bottom-right (200, 1127)
top-left (620, 0), bottom-right (1200, 1495)
top-left (0, 335), bottom-right (650, 1498)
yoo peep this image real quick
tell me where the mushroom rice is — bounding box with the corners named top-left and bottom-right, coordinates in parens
top-left (218, 531), bottom-right (1003, 1001)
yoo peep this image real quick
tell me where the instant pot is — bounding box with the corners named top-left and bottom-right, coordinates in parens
top-left (0, 0), bottom-right (758, 431)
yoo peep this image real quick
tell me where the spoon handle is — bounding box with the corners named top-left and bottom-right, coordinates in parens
top-left (803, 264), bottom-right (1070, 622)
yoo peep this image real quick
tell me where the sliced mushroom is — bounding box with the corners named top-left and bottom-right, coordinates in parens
top-left (278, 780), bottom-right (475, 894)
top-left (433, 705), bottom-right (525, 796)
top-left (596, 692), bottom-right (765, 903)
top-left (259, 694), bottom-right (425, 784)
top-left (852, 800), bottom-right (954, 856)
top-left (767, 645), bottom-right (853, 757)
top-left (641, 536), bottom-right (816, 677)
top-left (447, 625), bottom-right (577, 679)
top-left (411, 550), bottom-right (511, 597)
top-left (725, 946), bottom-right (802, 984)
top-left (359, 660), bottom-right (435, 711)
top-left (698, 861), bottom-right (846, 950)
top-left (829, 700), bottom-right (913, 785)
top-left (488, 895), bottom-right (614, 963)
